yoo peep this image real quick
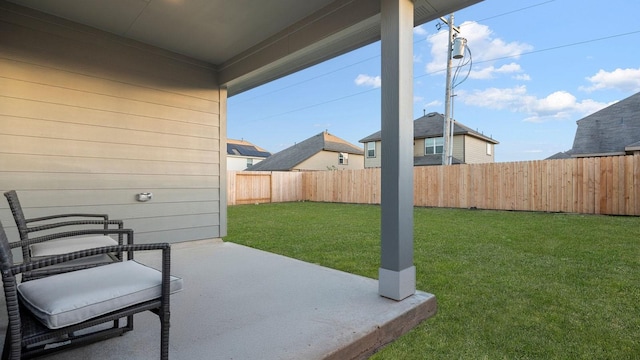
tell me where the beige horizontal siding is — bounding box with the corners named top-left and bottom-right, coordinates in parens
top-left (1, 97), bottom-right (218, 141)
top-left (463, 135), bottom-right (493, 164)
top-left (0, 153), bottom-right (219, 176)
top-left (0, 134), bottom-right (218, 164)
top-left (0, 173), bottom-right (220, 191)
top-left (0, 58), bottom-right (218, 114)
top-left (1, 78), bottom-right (217, 125)
top-left (0, 10), bottom-right (217, 101)
top-left (0, 4), bottom-right (223, 244)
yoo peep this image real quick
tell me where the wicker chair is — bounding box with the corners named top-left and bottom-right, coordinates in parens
top-left (0, 220), bottom-right (183, 359)
top-left (3, 190), bottom-right (125, 279)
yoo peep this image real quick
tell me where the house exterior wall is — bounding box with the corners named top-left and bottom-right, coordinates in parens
top-left (463, 135), bottom-right (495, 163)
top-left (414, 137), bottom-right (463, 159)
top-left (364, 141), bottom-right (382, 168)
top-left (227, 156), bottom-right (265, 171)
top-left (295, 151), bottom-right (364, 171)
top-left (413, 139), bottom-right (425, 157)
top-left (0, 5), bottom-right (223, 244)
top-left (366, 135), bottom-right (494, 167)
top-left (452, 135), bottom-right (465, 161)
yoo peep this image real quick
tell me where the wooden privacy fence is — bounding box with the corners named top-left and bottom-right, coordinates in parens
top-left (229, 155), bottom-right (640, 215)
top-left (227, 171), bottom-right (303, 205)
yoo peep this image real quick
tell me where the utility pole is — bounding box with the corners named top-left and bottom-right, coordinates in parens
top-left (441, 14), bottom-right (460, 165)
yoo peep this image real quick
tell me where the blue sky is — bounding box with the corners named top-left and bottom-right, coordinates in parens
top-left (227, 0), bottom-right (640, 163)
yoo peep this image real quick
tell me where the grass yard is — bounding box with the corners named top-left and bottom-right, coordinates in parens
top-left (225, 202), bottom-right (640, 359)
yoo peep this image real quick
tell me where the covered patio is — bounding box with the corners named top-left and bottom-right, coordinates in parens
top-left (1, 0), bottom-right (480, 358)
top-left (1, 239), bottom-right (436, 359)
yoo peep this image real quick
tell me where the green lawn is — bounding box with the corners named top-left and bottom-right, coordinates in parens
top-left (225, 202), bottom-right (640, 359)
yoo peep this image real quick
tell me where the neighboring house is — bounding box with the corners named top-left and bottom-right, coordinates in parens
top-left (359, 112), bottom-right (498, 168)
top-left (227, 139), bottom-right (271, 171)
top-left (548, 92), bottom-right (640, 159)
top-left (247, 131), bottom-right (364, 171)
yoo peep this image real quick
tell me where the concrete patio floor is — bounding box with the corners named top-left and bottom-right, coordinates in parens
top-left (1, 239), bottom-right (437, 359)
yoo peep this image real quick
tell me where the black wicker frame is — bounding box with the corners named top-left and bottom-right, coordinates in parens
top-left (0, 223), bottom-right (172, 360)
top-left (3, 191), bottom-right (125, 279)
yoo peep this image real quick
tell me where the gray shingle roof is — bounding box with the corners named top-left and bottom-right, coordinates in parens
top-left (626, 140), bottom-right (640, 150)
top-left (247, 131), bottom-right (363, 171)
top-left (545, 151), bottom-right (572, 160)
top-left (570, 92), bottom-right (640, 156)
top-left (358, 112), bottom-right (498, 144)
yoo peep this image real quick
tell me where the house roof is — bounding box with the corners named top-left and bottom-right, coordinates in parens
top-left (247, 131), bottom-right (363, 171)
top-left (359, 112), bottom-right (498, 144)
top-left (626, 140), bottom-right (640, 151)
top-left (569, 92), bottom-right (640, 157)
top-left (7, 0), bottom-right (482, 96)
top-left (545, 152), bottom-right (572, 160)
top-left (227, 139), bottom-right (271, 158)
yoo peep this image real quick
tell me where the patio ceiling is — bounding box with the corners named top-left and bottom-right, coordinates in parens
top-left (7, 0), bottom-right (481, 95)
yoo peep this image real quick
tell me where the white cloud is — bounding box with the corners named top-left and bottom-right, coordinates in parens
top-left (354, 74), bottom-right (381, 88)
top-left (513, 74), bottom-right (531, 81)
top-left (414, 25), bottom-right (428, 36)
top-left (426, 22), bottom-right (533, 79)
top-left (459, 85), bottom-right (528, 110)
top-left (459, 85), bottom-right (611, 123)
top-left (469, 62), bottom-right (524, 80)
top-left (580, 68), bottom-right (640, 92)
top-left (424, 100), bottom-right (441, 108)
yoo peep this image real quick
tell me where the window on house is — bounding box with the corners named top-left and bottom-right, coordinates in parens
top-left (486, 143), bottom-right (492, 156)
top-left (425, 137), bottom-right (444, 155)
top-left (246, 158), bottom-right (254, 167)
top-left (367, 142), bottom-right (376, 158)
top-left (339, 152), bottom-right (349, 165)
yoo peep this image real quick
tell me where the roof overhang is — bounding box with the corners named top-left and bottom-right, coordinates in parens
top-left (625, 143), bottom-right (640, 152)
top-left (8, 0), bottom-right (482, 96)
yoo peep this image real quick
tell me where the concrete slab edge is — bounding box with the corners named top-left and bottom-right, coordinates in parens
top-left (323, 292), bottom-right (438, 360)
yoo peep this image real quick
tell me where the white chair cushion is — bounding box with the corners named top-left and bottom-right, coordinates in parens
top-left (30, 235), bottom-right (119, 257)
top-left (18, 260), bottom-right (183, 329)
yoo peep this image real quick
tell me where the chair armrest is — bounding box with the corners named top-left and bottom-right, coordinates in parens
top-left (10, 227), bottom-right (133, 252)
top-left (25, 213), bottom-right (109, 224)
top-left (26, 219), bottom-right (123, 234)
top-left (7, 240), bottom-right (171, 276)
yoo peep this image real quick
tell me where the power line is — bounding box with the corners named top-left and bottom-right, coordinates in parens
top-left (416, 28), bottom-right (640, 78)
top-left (475, 29), bottom-right (640, 65)
top-left (232, 0), bottom-right (639, 121)
top-left (246, 27), bottom-right (640, 122)
top-left (473, 0), bottom-right (556, 23)
top-left (234, 1), bottom-right (558, 105)
top-left (232, 55), bottom-right (379, 105)
top-left (421, 28), bottom-right (640, 76)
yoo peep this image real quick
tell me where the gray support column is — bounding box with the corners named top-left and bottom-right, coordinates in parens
top-left (379, 0), bottom-right (415, 301)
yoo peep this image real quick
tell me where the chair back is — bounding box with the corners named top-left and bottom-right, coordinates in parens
top-left (0, 221), bottom-right (15, 270)
top-left (4, 191), bottom-right (28, 237)
top-left (4, 190), bottom-right (31, 260)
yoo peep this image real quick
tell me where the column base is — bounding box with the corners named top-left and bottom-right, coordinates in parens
top-left (379, 266), bottom-right (416, 301)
